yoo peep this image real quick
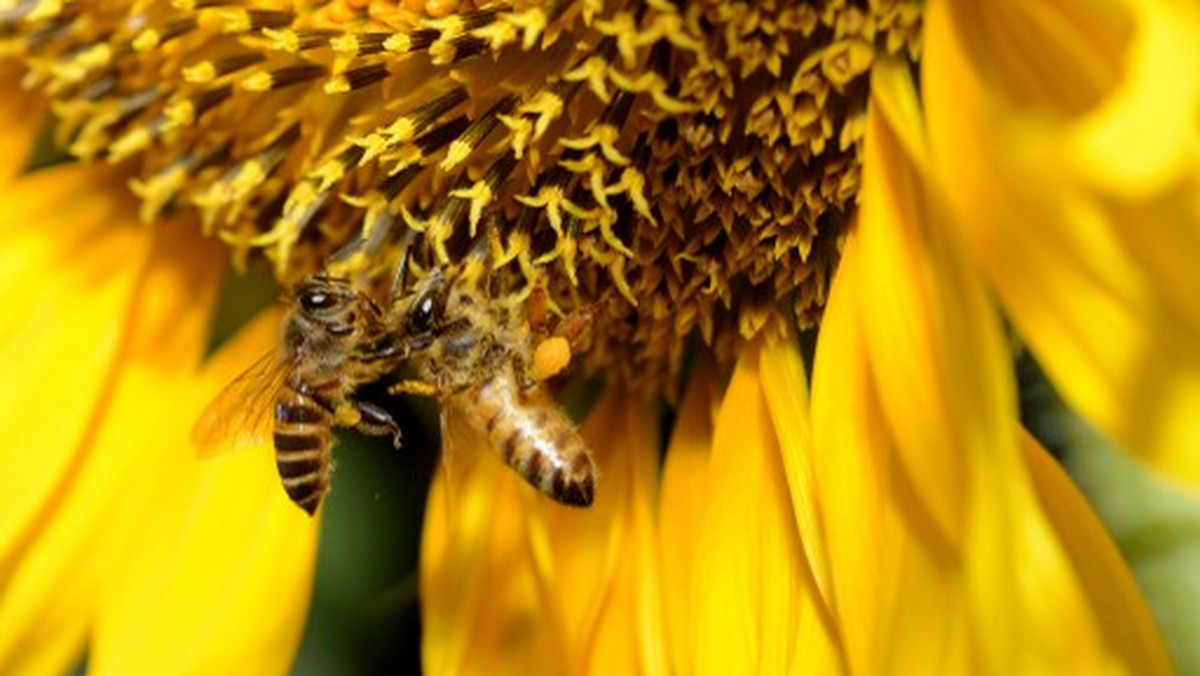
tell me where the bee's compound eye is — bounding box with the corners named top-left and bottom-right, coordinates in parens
top-left (408, 292), bottom-right (441, 333)
top-left (299, 289), bottom-right (335, 312)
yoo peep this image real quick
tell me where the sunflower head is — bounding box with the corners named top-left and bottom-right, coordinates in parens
top-left (5, 0), bottom-right (921, 392)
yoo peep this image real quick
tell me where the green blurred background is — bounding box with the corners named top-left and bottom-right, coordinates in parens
top-left (291, 412), bottom-right (436, 676)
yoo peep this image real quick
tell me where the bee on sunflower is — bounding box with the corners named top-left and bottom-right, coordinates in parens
top-left (0, 0), bottom-right (1194, 673)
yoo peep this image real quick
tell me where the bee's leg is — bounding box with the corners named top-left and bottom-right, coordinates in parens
top-left (551, 303), bottom-right (596, 349)
top-left (529, 304), bottom-right (596, 383)
top-left (389, 379), bottom-right (438, 398)
top-left (526, 285), bottom-right (552, 336)
top-left (354, 400), bottom-right (403, 449)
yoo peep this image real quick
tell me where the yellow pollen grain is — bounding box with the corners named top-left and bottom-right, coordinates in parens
top-left (183, 61), bottom-right (217, 83)
top-left (231, 161), bottom-right (268, 196)
top-left (240, 71), bottom-right (273, 92)
top-left (449, 180), bottom-right (495, 236)
top-left (210, 8), bottom-right (254, 33)
top-left (263, 28), bottom-right (300, 53)
top-left (560, 126), bottom-right (630, 166)
top-left (497, 113), bottom-right (533, 158)
top-left (439, 139), bottom-right (472, 171)
top-left (593, 12), bottom-right (642, 69)
top-left (608, 168), bottom-right (655, 225)
top-left (130, 167), bottom-right (187, 222)
top-left (312, 158), bottom-right (347, 191)
top-left (502, 7), bottom-right (547, 50)
top-left (424, 13), bottom-right (467, 38)
top-left (520, 90), bottom-right (564, 139)
top-left (563, 56), bottom-right (612, 102)
top-left (26, 0), bottom-right (62, 22)
top-left (353, 133), bottom-right (390, 165)
top-left (474, 21), bottom-right (518, 51)
top-left (55, 44), bottom-right (112, 83)
top-left (399, 205), bottom-right (430, 233)
top-left (428, 39), bottom-right (458, 65)
top-left (164, 99), bottom-right (196, 126)
top-left (324, 76), bottom-right (351, 94)
top-left (385, 144), bottom-right (424, 172)
top-left (110, 124), bottom-right (163, 161)
top-left (385, 116), bottom-right (417, 142)
top-left (383, 33), bottom-right (412, 53)
top-left (131, 29), bottom-right (160, 51)
top-left (285, 182), bottom-right (320, 213)
top-left (429, 216), bottom-right (453, 264)
top-left (331, 34), bottom-right (360, 54)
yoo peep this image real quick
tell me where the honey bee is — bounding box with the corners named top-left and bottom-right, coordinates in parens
top-left (388, 265), bottom-right (597, 507)
top-left (194, 276), bottom-right (407, 515)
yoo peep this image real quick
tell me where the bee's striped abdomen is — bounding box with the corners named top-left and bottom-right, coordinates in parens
top-left (274, 385), bottom-right (335, 515)
top-left (462, 371), bottom-right (596, 507)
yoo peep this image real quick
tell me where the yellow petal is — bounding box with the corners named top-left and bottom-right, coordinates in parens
top-left (857, 56), bottom-right (1018, 552)
top-left (691, 337), bottom-right (839, 675)
top-left (0, 156), bottom-right (317, 674)
top-left (421, 411), bottom-right (562, 675)
top-left (925, 0), bottom-right (1200, 482)
top-left (1021, 430), bottom-right (1174, 675)
top-left (812, 235), bottom-right (947, 675)
top-left (658, 362), bottom-right (717, 674)
top-left (422, 386), bottom-right (666, 675)
top-left (0, 165), bottom-right (151, 676)
top-left (537, 387), bottom-right (666, 675)
top-left (90, 297), bottom-right (318, 676)
top-left (808, 55), bottom-right (1173, 674)
top-left (760, 327), bottom-right (832, 609)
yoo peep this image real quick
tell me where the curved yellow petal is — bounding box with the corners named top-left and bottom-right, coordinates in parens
top-left (422, 387), bottom-right (665, 675)
top-left (538, 387), bottom-right (666, 676)
top-left (90, 298), bottom-right (318, 676)
top-left (925, 0), bottom-right (1200, 482)
top-left (0, 152), bottom-right (317, 674)
top-left (760, 330), bottom-right (833, 610)
top-left (421, 411), bottom-right (562, 676)
top-left (0, 164), bottom-right (151, 676)
top-left (658, 362), bottom-right (717, 674)
top-left (807, 58), bottom-right (1173, 674)
top-left (691, 337), bottom-right (840, 676)
top-left (813, 233), bottom-right (951, 676)
top-left (1022, 431), bottom-right (1174, 675)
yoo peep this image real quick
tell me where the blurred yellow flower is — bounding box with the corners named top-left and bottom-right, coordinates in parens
top-left (0, 76), bottom-right (318, 674)
top-left (925, 0), bottom-right (1200, 484)
top-left (1, 0), bottom-right (1195, 673)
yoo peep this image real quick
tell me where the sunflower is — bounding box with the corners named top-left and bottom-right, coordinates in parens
top-left (0, 0), bottom-right (1191, 673)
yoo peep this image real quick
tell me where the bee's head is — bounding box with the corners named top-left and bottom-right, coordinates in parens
top-left (285, 276), bottom-right (378, 351)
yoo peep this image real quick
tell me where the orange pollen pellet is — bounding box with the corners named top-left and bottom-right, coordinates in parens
top-left (532, 336), bottom-right (571, 381)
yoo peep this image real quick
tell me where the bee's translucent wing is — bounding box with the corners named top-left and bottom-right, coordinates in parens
top-left (192, 350), bottom-right (292, 457)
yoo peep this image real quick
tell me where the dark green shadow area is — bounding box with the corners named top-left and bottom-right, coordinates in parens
top-left (23, 115), bottom-right (74, 174)
top-left (291, 395), bottom-right (439, 676)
